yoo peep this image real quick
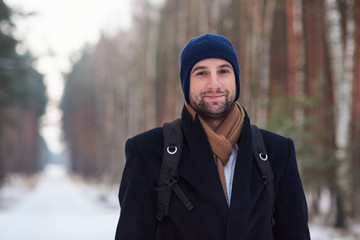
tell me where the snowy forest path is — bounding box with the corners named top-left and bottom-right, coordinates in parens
top-left (0, 164), bottom-right (119, 240)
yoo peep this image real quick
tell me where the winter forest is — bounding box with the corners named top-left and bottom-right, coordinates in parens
top-left (1, 0), bottom-right (360, 238)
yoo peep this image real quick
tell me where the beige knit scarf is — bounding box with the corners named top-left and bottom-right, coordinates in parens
top-left (186, 102), bottom-right (245, 201)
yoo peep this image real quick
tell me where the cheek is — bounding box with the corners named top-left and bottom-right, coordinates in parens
top-left (228, 77), bottom-right (236, 88)
top-left (225, 78), bottom-right (236, 92)
top-left (189, 80), bottom-right (202, 94)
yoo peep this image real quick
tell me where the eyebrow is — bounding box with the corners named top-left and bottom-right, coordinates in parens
top-left (191, 66), bottom-right (207, 74)
top-left (219, 63), bottom-right (233, 69)
top-left (191, 63), bottom-right (233, 74)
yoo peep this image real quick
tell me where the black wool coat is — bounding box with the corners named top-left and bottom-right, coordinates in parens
top-left (115, 106), bottom-right (310, 240)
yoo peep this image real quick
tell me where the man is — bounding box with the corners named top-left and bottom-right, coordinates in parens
top-left (115, 33), bottom-right (310, 239)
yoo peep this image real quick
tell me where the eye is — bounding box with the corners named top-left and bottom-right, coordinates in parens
top-left (219, 69), bottom-right (229, 74)
top-left (196, 71), bottom-right (207, 76)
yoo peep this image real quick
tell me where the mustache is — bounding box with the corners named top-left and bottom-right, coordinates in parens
top-left (200, 90), bottom-right (228, 97)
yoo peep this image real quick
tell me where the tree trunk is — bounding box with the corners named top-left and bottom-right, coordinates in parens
top-left (302, 0), bottom-right (342, 227)
top-left (350, 0), bottom-right (360, 218)
top-left (155, 0), bottom-right (182, 125)
top-left (267, 0), bottom-right (299, 129)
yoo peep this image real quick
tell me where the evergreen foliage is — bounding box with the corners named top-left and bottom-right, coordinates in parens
top-left (0, 0), bottom-right (47, 185)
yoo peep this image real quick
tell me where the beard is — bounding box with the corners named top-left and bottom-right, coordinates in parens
top-left (189, 89), bottom-right (236, 121)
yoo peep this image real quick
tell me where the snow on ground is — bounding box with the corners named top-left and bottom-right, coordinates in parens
top-left (1, 164), bottom-right (360, 240)
top-left (310, 221), bottom-right (360, 240)
top-left (0, 164), bottom-right (120, 240)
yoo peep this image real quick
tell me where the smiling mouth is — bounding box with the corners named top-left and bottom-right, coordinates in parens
top-left (200, 90), bottom-right (228, 101)
top-left (204, 94), bottom-right (224, 100)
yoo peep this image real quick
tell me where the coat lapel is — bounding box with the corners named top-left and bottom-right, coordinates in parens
top-left (226, 115), bottom-right (266, 236)
top-left (178, 107), bottom-right (229, 210)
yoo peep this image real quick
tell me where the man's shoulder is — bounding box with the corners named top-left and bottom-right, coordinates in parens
top-left (258, 128), bottom-right (290, 142)
top-left (124, 127), bottom-right (164, 166)
top-left (257, 127), bottom-right (294, 152)
top-left (129, 127), bottom-right (163, 146)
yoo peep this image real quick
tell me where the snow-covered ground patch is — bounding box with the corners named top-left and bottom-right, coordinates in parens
top-left (310, 220), bottom-right (360, 240)
top-left (70, 174), bottom-right (119, 210)
top-left (0, 174), bottom-right (37, 210)
top-left (0, 164), bottom-right (120, 240)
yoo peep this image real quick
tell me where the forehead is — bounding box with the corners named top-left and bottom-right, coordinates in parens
top-left (192, 58), bottom-right (232, 69)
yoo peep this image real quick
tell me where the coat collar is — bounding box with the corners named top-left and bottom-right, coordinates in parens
top-left (179, 104), bottom-right (266, 230)
top-left (179, 105), bottom-right (229, 210)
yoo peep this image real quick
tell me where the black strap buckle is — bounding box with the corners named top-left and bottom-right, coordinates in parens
top-left (262, 172), bottom-right (275, 185)
top-left (156, 204), bottom-right (164, 221)
top-left (165, 175), bottom-right (178, 188)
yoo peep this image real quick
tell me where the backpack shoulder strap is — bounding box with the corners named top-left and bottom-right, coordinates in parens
top-left (251, 124), bottom-right (276, 226)
top-left (156, 118), bottom-right (193, 222)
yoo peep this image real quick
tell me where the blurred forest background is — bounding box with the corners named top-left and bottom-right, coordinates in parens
top-left (1, 0), bottom-right (360, 231)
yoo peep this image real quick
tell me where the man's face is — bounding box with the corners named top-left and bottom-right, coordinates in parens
top-left (189, 58), bottom-right (236, 121)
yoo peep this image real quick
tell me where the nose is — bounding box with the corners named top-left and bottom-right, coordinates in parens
top-left (207, 73), bottom-right (221, 90)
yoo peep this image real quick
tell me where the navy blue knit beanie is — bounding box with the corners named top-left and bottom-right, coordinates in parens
top-left (179, 33), bottom-right (240, 103)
